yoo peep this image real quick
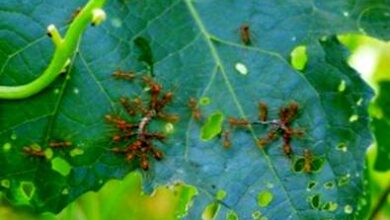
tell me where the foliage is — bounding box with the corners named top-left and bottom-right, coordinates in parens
top-left (1, 0), bottom-right (390, 219)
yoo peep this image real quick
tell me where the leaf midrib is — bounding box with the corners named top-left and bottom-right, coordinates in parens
top-left (183, 0), bottom-right (301, 217)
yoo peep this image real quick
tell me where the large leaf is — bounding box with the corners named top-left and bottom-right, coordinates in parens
top-left (371, 81), bottom-right (390, 171)
top-left (0, 0), bottom-right (385, 218)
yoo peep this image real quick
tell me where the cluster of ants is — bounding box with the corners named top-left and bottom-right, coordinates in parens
top-left (107, 70), bottom-right (178, 171)
top-left (23, 141), bottom-right (73, 158)
top-left (220, 101), bottom-right (315, 173)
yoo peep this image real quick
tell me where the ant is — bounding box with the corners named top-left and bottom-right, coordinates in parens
top-left (222, 130), bottom-right (232, 148)
top-left (113, 70), bottom-right (136, 81)
top-left (23, 146), bottom-right (45, 158)
top-left (282, 143), bottom-right (293, 158)
top-left (49, 141), bottom-right (72, 148)
top-left (228, 117), bottom-right (250, 128)
top-left (303, 149), bottom-right (313, 173)
top-left (188, 98), bottom-right (201, 121)
top-left (257, 129), bottom-right (278, 148)
top-left (108, 73), bottom-right (178, 171)
top-left (258, 102), bottom-right (268, 122)
top-left (240, 24), bottom-right (251, 45)
top-left (67, 7), bottom-right (82, 24)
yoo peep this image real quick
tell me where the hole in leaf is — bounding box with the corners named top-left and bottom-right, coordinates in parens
top-left (338, 174), bottom-right (351, 186)
top-left (234, 62), bottom-right (248, 75)
top-left (216, 189), bottom-right (227, 201)
top-left (251, 211), bottom-right (268, 220)
top-left (51, 157), bottom-right (72, 176)
top-left (338, 80), bottom-right (346, 92)
top-left (3, 143), bottom-right (11, 152)
top-left (251, 211), bottom-right (262, 220)
top-left (344, 205), bottom-right (353, 214)
top-left (356, 98), bottom-right (363, 106)
top-left (312, 158), bottom-right (325, 172)
top-left (226, 210), bottom-right (239, 220)
top-left (134, 36), bottom-right (154, 74)
top-left (70, 148), bottom-right (85, 157)
top-left (349, 114), bottom-right (359, 122)
top-left (307, 181), bottom-right (317, 191)
top-left (62, 188), bottom-right (69, 195)
top-left (201, 111), bottom-right (224, 141)
top-left (324, 181), bottom-right (335, 189)
top-left (44, 148), bottom-right (53, 159)
top-left (10, 132), bottom-right (17, 140)
top-left (20, 181), bottom-right (35, 199)
top-left (257, 190), bottom-right (273, 207)
top-left (164, 123), bottom-right (175, 134)
top-left (202, 202), bottom-right (220, 220)
top-left (310, 194), bottom-right (321, 209)
top-left (336, 143), bottom-right (348, 152)
top-left (293, 158), bottom-right (305, 172)
top-left (200, 97), bottom-right (211, 106)
top-left (1, 179), bottom-right (10, 189)
top-left (322, 202), bottom-right (338, 212)
top-left (290, 45), bottom-right (308, 71)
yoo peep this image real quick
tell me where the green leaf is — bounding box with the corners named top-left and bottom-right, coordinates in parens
top-left (0, 0), bottom-right (383, 219)
top-left (371, 81), bottom-right (390, 171)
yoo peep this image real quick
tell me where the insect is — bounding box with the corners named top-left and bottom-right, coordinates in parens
top-left (112, 134), bottom-right (122, 142)
top-left (240, 24), bottom-right (251, 45)
top-left (282, 143), bottom-right (293, 158)
top-left (257, 129), bottom-right (278, 148)
top-left (143, 76), bottom-right (162, 109)
top-left (280, 102), bottom-right (299, 124)
top-left (140, 156), bottom-right (150, 170)
top-left (23, 147), bottom-right (45, 158)
top-left (49, 141), bottom-right (72, 148)
top-left (156, 92), bottom-right (173, 111)
top-left (112, 70), bottom-right (136, 81)
top-left (120, 97), bottom-right (138, 116)
top-left (188, 98), bottom-right (201, 121)
top-left (126, 152), bottom-right (135, 161)
top-left (105, 114), bottom-right (137, 131)
top-left (143, 132), bottom-right (166, 141)
top-left (127, 140), bottom-right (142, 151)
top-left (259, 102), bottom-right (268, 122)
top-left (67, 7), bottom-right (82, 24)
top-left (303, 149), bottom-right (313, 173)
top-left (107, 73), bottom-right (178, 171)
top-left (152, 148), bottom-right (164, 160)
top-left (228, 117), bottom-right (250, 128)
top-left (222, 130), bottom-right (232, 148)
top-left (157, 112), bottom-right (180, 123)
top-left (112, 147), bottom-right (126, 153)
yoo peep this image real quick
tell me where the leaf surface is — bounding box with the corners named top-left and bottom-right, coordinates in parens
top-left (0, 0), bottom-right (385, 219)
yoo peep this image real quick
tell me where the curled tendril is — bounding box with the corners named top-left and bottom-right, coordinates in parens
top-left (0, 0), bottom-right (107, 100)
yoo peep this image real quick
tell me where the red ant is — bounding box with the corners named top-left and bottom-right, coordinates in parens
top-left (188, 98), bottom-right (201, 121)
top-left (259, 102), bottom-right (268, 122)
top-left (303, 149), bottom-right (313, 173)
top-left (282, 143), bottom-right (293, 158)
top-left (222, 130), bottom-right (232, 148)
top-left (140, 156), bottom-right (150, 171)
top-left (143, 132), bottom-right (166, 141)
top-left (49, 141), bottom-right (72, 148)
top-left (240, 24), bottom-right (251, 45)
top-left (23, 147), bottom-right (45, 158)
top-left (67, 7), bottom-right (82, 24)
top-left (228, 117), bottom-right (250, 128)
top-left (113, 70), bottom-right (136, 81)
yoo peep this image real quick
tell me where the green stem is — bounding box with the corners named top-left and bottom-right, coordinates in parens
top-left (0, 0), bottom-right (107, 100)
top-left (368, 183), bottom-right (390, 220)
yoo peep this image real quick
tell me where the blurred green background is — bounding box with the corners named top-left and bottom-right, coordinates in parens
top-left (1, 35), bottom-right (390, 220)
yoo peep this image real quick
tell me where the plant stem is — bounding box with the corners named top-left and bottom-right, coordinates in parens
top-left (0, 0), bottom-right (106, 100)
top-left (369, 183), bottom-right (390, 220)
